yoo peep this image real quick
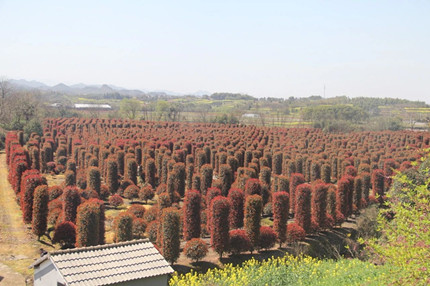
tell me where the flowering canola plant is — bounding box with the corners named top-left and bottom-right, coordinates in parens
top-left (169, 254), bottom-right (396, 286)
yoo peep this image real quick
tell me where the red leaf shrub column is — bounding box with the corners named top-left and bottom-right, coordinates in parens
top-left (145, 158), bottom-right (156, 188)
top-left (173, 163), bottom-right (186, 197)
top-left (219, 164), bottom-right (233, 196)
top-left (295, 184), bottom-right (311, 233)
top-left (272, 191), bottom-right (289, 247)
top-left (311, 183), bottom-right (328, 229)
top-left (76, 201), bottom-right (101, 247)
top-left (371, 169), bottom-right (385, 204)
top-left (21, 173), bottom-right (47, 223)
top-left (245, 178), bottom-right (262, 197)
top-left (289, 173), bottom-right (305, 214)
top-left (113, 212), bottom-right (133, 242)
top-left (32, 185), bottom-right (49, 238)
top-left (125, 158), bottom-right (138, 185)
top-left (228, 188), bottom-right (245, 229)
top-left (336, 178), bottom-right (349, 222)
top-left (62, 186), bottom-right (81, 224)
top-left (210, 196), bottom-right (230, 259)
top-left (160, 207), bottom-right (181, 264)
top-left (87, 166), bottom-right (101, 196)
top-left (200, 164), bottom-right (213, 195)
top-left (244, 194), bottom-right (263, 252)
top-left (183, 190), bottom-right (201, 240)
top-left (106, 159), bottom-right (119, 194)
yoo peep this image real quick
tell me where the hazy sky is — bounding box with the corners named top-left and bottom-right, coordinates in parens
top-left (1, 1), bottom-right (429, 101)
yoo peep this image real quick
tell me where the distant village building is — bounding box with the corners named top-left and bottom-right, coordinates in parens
top-left (49, 103), bottom-right (62, 108)
top-left (74, 103), bottom-right (112, 109)
top-left (242, 113), bottom-right (260, 118)
top-left (30, 239), bottom-right (174, 286)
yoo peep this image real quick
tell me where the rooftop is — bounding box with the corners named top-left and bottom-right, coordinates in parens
top-left (31, 239), bottom-right (173, 286)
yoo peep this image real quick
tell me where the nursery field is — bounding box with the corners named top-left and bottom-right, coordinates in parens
top-left (4, 118), bottom-right (430, 283)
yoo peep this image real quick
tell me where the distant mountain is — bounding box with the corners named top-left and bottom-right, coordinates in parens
top-left (9, 79), bottom-right (148, 98)
top-left (52, 83), bottom-right (73, 93)
top-left (9, 79), bottom-right (48, 89)
top-left (8, 79), bottom-right (216, 100)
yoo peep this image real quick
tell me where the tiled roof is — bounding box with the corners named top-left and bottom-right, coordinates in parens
top-left (46, 239), bottom-right (173, 286)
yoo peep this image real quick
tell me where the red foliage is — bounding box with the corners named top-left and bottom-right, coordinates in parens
top-left (76, 200), bottom-right (101, 247)
top-left (311, 183), bottom-right (328, 229)
top-left (219, 164), bottom-right (233, 196)
top-left (210, 196), bottom-right (231, 258)
top-left (259, 226), bottom-right (277, 250)
top-left (106, 158), bottom-right (119, 194)
top-left (139, 185), bottom-right (154, 203)
top-left (244, 194), bottom-right (263, 251)
top-left (160, 207), bottom-right (181, 264)
top-left (228, 188), bottom-right (245, 229)
top-left (245, 178), bottom-right (262, 197)
top-left (344, 165), bottom-right (357, 177)
top-left (48, 185), bottom-right (63, 201)
top-left (229, 229), bottom-right (251, 255)
top-left (289, 173), bottom-right (305, 213)
top-left (62, 186), bottom-right (81, 224)
top-left (132, 217), bottom-right (147, 239)
top-left (32, 185), bottom-right (49, 238)
top-left (371, 169), bottom-right (385, 204)
top-left (272, 191), bottom-right (289, 246)
top-left (20, 173), bottom-right (47, 223)
top-left (127, 204), bottom-right (146, 218)
top-left (287, 222), bottom-right (306, 243)
top-left (336, 177), bottom-right (349, 219)
top-left (183, 190), bottom-right (201, 240)
top-left (295, 184), bottom-right (311, 233)
top-left (183, 238), bottom-right (208, 262)
top-left (53, 221), bottom-right (76, 247)
top-left (113, 212), bottom-right (133, 242)
top-left (200, 164), bottom-right (213, 195)
top-left (147, 220), bottom-right (158, 243)
top-left (109, 194), bottom-right (124, 208)
top-left (124, 184), bottom-right (139, 201)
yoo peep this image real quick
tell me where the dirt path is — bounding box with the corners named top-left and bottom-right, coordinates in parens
top-left (0, 152), bottom-right (42, 285)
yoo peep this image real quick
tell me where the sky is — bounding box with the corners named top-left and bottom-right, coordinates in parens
top-left (1, 0), bottom-right (429, 101)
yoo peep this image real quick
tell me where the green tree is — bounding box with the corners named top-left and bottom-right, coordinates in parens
top-left (364, 151), bottom-right (430, 284)
top-left (120, 98), bottom-right (141, 119)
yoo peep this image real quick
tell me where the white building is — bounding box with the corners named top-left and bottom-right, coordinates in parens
top-left (74, 103), bottom-right (112, 109)
top-left (30, 239), bottom-right (174, 286)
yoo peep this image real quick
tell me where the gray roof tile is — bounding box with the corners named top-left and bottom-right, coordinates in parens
top-left (45, 239), bottom-right (173, 286)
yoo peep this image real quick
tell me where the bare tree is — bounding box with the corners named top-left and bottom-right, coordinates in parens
top-left (0, 77), bottom-right (12, 99)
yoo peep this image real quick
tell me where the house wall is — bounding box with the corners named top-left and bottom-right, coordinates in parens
top-left (111, 275), bottom-right (169, 286)
top-left (33, 259), bottom-right (66, 286)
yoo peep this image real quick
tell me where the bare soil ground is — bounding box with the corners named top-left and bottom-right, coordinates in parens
top-left (0, 152), bottom-right (47, 285)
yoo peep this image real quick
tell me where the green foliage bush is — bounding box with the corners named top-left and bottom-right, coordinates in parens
top-left (364, 151), bottom-right (430, 284)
